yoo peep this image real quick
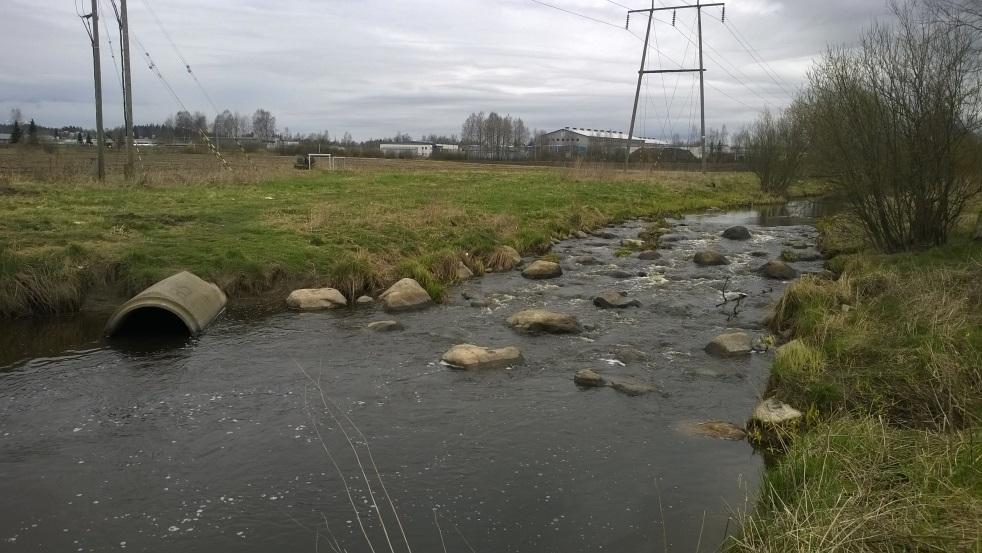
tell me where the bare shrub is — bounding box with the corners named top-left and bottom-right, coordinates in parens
top-left (804, 1), bottom-right (982, 252)
top-left (737, 104), bottom-right (808, 196)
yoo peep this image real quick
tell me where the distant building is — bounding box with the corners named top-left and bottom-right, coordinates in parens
top-left (0, 133), bottom-right (11, 144)
top-left (539, 127), bottom-right (669, 156)
top-left (380, 142), bottom-right (434, 157)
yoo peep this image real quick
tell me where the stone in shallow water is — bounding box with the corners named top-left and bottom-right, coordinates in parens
top-left (686, 420), bottom-right (748, 440)
top-left (607, 376), bottom-right (658, 396)
top-left (705, 332), bottom-right (753, 357)
top-left (593, 291), bottom-right (641, 309)
top-left (356, 295), bottom-right (374, 304)
top-left (380, 278), bottom-right (433, 312)
top-left (366, 320), bottom-right (403, 332)
top-left (521, 260), bottom-right (563, 280)
top-left (506, 309), bottom-right (581, 334)
top-left (571, 255), bottom-right (600, 265)
top-left (694, 251), bottom-right (730, 266)
top-left (441, 344), bottom-right (523, 370)
top-left (573, 369), bottom-right (605, 387)
top-left (751, 398), bottom-right (802, 425)
top-left (286, 288), bottom-right (347, 310)
top-left (759, 260), bottom-right (799, 280)
top-left (638, 250), bottom-right (661, 260)
top-left (722, 225), bottom-right (752, 240)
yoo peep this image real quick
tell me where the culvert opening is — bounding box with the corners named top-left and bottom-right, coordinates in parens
top-left (109, 307), bottom-right (192, 339)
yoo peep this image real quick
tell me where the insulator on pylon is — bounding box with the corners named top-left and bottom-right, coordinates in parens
top-left (721, 6), bottom-right (726, 22)
top-left (672, 10), bottom-right (676, 26)
top-left (625, 13), bottom-right (630, 29)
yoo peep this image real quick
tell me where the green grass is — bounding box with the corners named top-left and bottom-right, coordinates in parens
top-left (732, 217), bottom-right (982, 552)
top-left (0, 167), bottom-right (816, 316)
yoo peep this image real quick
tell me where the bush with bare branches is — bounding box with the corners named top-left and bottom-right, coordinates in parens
top-left (736, 104), bottom-right (808, 197)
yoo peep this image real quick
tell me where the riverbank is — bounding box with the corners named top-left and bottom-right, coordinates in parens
top-left (730, 216), bottom-right (981, 551)
top-left (0, 166), bottom-right (825, 318)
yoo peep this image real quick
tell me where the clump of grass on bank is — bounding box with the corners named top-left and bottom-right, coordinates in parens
top-left (732, 215), bottom-right (982, 552)
top-left (732, 418), bottom-right (981, 552)
top-left (0, 164), bottom-right (823, 316)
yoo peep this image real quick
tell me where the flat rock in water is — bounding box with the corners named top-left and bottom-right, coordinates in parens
top-left (693, 251), bottom-right (730, 266)
top-left (575, 230), bottom-right (589, 239)
top-left (621, 238), bottom-right (645, 248)
top-left (522, 260), bottom-right (563, 279)
top-left (469, 299), bottom-right (492, 308)
top-left (705, 332), bottom-right (753, 357)
top-left (571, 255), bottom-right (600, 265)
top-left (752, 398), bottom-right (802, 425)
top-left (759, 260), bottom-right (799, 280)
top-left (750, 251), bottom-right (770, 258)
top-left (638, 250), bottom-right (661, 260)
top-left (659, 234), bottom-right (685, 243)
top-left (286, 288), bottom-right (347, 310)
top-left (441, 344), bottom-right (523, 370)
top-left (379, 278), bottom-right (433, 312)
top-left (722, 225), bottom-right (752, 240)
top-left (591, 231), bottom-right (618, 239)
top-left (573, 369), bottom-right (605, 387)
top-left (593, 291), bottom-right (641, 309)
top-left (607, 376), bottom-right (658, 396)
top-left (366, 320), bottom-right (403, 332)
top-left (356, 295), bottom-right (375, 304)
top-left (604, 270), bottom-right (635, 279)
top-left (685, 421), bottom-right (747, 440)
top-left (506, 309), bottom-right (581, 334)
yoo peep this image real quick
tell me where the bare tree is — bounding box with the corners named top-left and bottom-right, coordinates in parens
top-left (804, 1), bottom-right (982, 251)
top-left (737, 104), bottom-right (808, 196)
top-left (252, 108), bottom-right (277, 140)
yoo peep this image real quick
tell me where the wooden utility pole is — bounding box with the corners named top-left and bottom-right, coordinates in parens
top-left (85, 0), bottom-right (106, 180)
top-left (624, 1), bottom-right (724, 173)
top-left (120, 0), bottom-right (135, 179)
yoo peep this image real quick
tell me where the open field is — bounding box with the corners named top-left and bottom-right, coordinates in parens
top-left (730, 215), bottom-right (982, 552)
top-left (0, 155), bottom-right (825, 317)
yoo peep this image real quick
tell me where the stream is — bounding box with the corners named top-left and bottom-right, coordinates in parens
top-left (0, 200), bottom-right (837, 553)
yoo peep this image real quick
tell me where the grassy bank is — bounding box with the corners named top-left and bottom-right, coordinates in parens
top-left (731, 218), bottom-right (981, 551)
top-left (0, 165), bottom-right (824, 317)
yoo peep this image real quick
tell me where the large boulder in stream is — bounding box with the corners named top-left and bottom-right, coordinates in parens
top-left (286, 288), bottom-right (347, 310)
top-left (694, 251), bottom-right (730, 266)
top-left (705, 332), bottom-right (753, 357)
top-left (521, 260), bottom-right (563, 279)
top-left (722, 225), bottom-right (752, 240)
top-left (593, 291), bottom-right (641, 309)
top-left (507, 309), bottom-right (581, 334)
top-left (441, 344), bottom-right (523, 370)
top-left (759, 260), bottom-right (799, 280)
top-left (379, 278), bottom-right (433, 312)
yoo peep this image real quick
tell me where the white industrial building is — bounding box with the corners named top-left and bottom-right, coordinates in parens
top-left (379, 142), bottom-right (433, 157)
top-left (540, 127), bottom-right (669, 155)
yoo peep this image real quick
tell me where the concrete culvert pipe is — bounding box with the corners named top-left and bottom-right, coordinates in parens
top-left (105, 271), bottom-right (227, 337)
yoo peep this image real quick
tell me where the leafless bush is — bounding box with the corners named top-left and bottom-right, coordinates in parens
top-left (736, 103), bottom-right (808, 196)
top-left (804, 1), bottom-right (982, 252)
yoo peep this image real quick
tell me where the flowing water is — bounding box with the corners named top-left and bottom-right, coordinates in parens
top-left (0, 200), bottom-right (836, 553)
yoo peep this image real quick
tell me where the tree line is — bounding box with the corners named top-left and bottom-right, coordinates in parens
top-left (461, 112), bottom-right (530, 159)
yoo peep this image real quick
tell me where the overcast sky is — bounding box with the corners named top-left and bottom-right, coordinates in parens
top-left (1, 0), bottom-right (893, 140)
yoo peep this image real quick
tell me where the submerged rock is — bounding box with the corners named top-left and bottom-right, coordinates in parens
top-left (751, 398), bottom-right (802, 425)
top-left (759, 260), bottom-right (799, 280)
top-left (506, 309), bottom-right (581, 334)
top-left (286, 288), bottom-right (347, 310)
top-left (705, 332), bottom-right (753, 357)
top-left (574, 369), bottom-right (605, 387)
top-left (571, 255), bottom-right (600, 265)
top-left (380, 278), bottom-right (433, 312)
top-left (607, 376), bottom-right (658, 396)
top-left (722, 225), bottom-right (752, 240)
top-left (441, 344), bottom-right (523, 370)
top-left (593, 291), bottom-right (641, 309)
top-left (660, 234), bottom-right (685, 243)
top-left (638, 250), bottom-right (661, 260)
top-left (690, 421), bottom-right (747, 440)
top-left (366, 320), bottom-right (403, 332)
top-left (591, 231), bottom-right (618, 239)
top-left (604, 269), bottom-right (635, 279)
top-left (522, 260), bottom-right (563, 280)
top-left (694, 251), bottom-right (730, 266)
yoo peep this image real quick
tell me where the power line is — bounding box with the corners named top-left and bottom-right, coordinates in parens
top-left (717, 17), bottom-right (796, 98)
top-left (528, 0), bottom-right (624, 29)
